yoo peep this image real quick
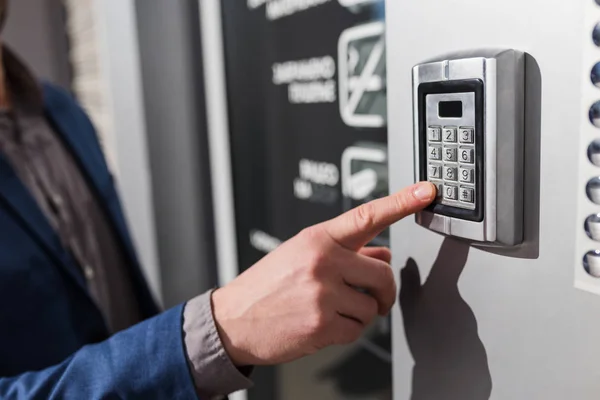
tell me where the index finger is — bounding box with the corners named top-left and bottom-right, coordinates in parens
top-left (323, 182), bottom-right (436, 251)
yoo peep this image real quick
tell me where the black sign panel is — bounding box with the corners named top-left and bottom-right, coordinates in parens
top-left (221, 0), bottom-right (390, 398)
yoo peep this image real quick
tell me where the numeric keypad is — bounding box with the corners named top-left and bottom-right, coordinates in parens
top-left (426, 125), bottom-right (476, 208)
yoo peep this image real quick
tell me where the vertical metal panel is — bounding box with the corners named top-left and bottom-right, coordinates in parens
top-left (135, 0), bottom-right (218, 307)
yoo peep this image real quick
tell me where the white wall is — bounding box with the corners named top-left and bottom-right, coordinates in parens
top-left (3, 0), bottom-right (70, 88)
top-left (387, 0), bottom-right (600, 399)
top-left (85, 0), bottom-right (162, 303)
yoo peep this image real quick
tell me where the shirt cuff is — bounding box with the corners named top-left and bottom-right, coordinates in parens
top-left (183, 290), bottom-right (254, 398)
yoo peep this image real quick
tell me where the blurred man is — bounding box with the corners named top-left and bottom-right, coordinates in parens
top-left (0, 1), bottom-right (435, 399)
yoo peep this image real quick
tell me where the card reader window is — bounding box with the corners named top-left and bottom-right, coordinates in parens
top-left (438, 101), bottom-right (463, 118)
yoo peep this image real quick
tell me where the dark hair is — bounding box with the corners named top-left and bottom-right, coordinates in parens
top-left (0, 0), bottom-right (8, 32)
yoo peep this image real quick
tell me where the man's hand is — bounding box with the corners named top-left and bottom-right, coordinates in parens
top-left (211, 181), bottom-right (436, 366)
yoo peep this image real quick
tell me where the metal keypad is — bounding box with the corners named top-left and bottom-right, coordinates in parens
top-left (443, 147), bottom-right (457, 162)
top-left (433, 181), bottom-right (443, 197)
top-left (427, 124), bottom-right (476, 209)
top-left (443, 184), bottom-right (458, 200)
top-left (459, 127), bottom-right (474, 144)
top-left (459, 148), bottom-right (474, 164)
top-left (459, 187), bottom-right (474, 203)
top-left (429, 146), bottom-right (442, 161)
top-left (444, 166), bottom-right (457, 181)
top-left (459, 167), bottom-right (474, 183)
top-left (428, 164), bottom-right (441, 179)
top-left (428, 127), bottom-right (442, 142)
top-left (443, 127), bottom-right (457, 143)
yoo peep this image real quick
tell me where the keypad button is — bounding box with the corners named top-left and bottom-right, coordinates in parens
top-left (428, 127), bottom-right (442, 142)
top-left (459, 167), bottom-right (474, 183)
top-left (428, 164), bottom-right (442, 179)
top-left (433, 181), bottom-right (443, 197)
top-left (459, 127), bottom-right (474, 144)
top-left (429, 146), bottom-right (442, 161)
top-left (444, 166), bottom-right (457, 181)
top-left (442, 127), bottom-right (457, 143)
top-left (459, 187), bottom-right (474, 203)
top-left (443, 185), bottom-right (458, 200)
top-left (459, 148), bottom-right (474, 163)
top-left (443, 147), bottom-right (457, 162)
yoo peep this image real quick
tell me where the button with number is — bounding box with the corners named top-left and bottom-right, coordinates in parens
top-left (443, 127), bottom-right (457, 143)
top-left (459, 127), bottom-right (474, 144)
top-left (428, 164), bottom-right (442, 179)
top-left (459, 167), bottom-right (474, 183)
top-left (444, 166), bottom-right (457, 181)
top-left (443, 185), bottom-right (458, 200)
top-left (429, 146), bottom-right (442, 161)
top-left (434, 182), bottom-right (443, 197)
top-left (459, 148), bottom-right (474, 163)
top-left (428, 127), bottom-right (442, 142)
top-left (459, 187), bottom-right (474, 203)
top-left (443, 147), bottom-right (457, 162)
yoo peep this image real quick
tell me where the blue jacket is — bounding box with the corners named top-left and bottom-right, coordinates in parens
top-left (0, 83), bottom-right (198, 399)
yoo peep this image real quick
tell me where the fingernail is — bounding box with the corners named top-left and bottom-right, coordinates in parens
top-left (413, 182), bottom-right (435, 201)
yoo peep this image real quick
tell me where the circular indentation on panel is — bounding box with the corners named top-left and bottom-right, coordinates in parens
top-left (588, 140), bottom-right (600, 166)
top-left (594, 23), bottom-right (600, 47)
top-left (592, 63), bottom-right (600, 87)
top-left (583, 250), bottom-right (600, 278)
top-left (589, 101), bottom-right (600, 127)
top-left (587, 177), bottom-right (600, 204)
top-left (585, 214), bottom-right (600, 241)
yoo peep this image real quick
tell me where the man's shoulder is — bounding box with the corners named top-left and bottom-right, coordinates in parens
top-left (40, 81), bottom-right (104, 155)
top-left (41, 81), bottom-right (97, 135)
top-left (41, 81), bottom-right (80, 112)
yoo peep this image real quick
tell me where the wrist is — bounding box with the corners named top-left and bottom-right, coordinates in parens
top-left (211, 287), bottom-right (251, 367)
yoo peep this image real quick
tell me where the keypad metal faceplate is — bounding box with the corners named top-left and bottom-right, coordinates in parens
top-left (425, 92), bottom-right (477, 211)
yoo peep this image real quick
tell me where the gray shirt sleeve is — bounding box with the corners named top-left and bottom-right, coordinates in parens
top-left (183, 290), bottom-right (254, 399)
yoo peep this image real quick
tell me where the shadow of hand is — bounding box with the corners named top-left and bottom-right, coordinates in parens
top-left (399, 238), bottom-right (492, 400)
